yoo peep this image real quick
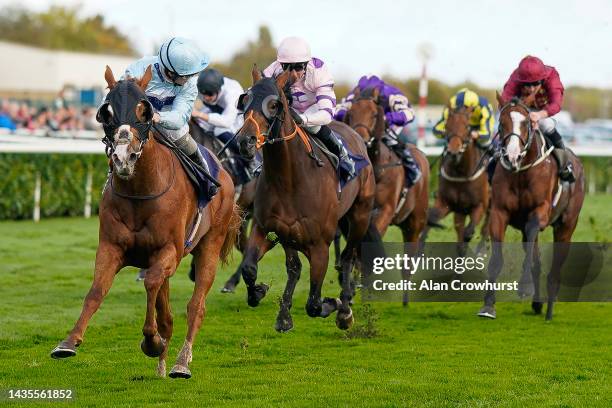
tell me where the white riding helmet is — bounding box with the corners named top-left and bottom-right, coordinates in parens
top-left (159, 37), bottom-right (209, 76)
top-left (276, 36), bottom-right (311, 63)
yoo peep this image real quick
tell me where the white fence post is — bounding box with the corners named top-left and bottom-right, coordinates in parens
top-left (33, 171), bottom-right (41, 222)
top-left (84, 164), bottom-right (93, 218)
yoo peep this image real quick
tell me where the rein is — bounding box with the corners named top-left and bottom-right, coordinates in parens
top-left (243, 110), bottom-right (314, 153)
top-left (109, 153), bottom-right (177, 200)
top-left (498, 99), bottom-right (553, 172)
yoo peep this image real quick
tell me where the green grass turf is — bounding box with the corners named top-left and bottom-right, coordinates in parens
top-left (0, 195), bottom-right (610, 407)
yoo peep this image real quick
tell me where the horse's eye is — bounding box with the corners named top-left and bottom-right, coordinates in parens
top-left (267, 100), bottom-right (278, 112)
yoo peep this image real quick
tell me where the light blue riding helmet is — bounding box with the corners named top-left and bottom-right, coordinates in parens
top-left (159, 37), bottom-right (209, 76)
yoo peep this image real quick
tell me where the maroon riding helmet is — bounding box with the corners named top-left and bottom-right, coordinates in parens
top-left (516, 56), bottom-right (552, 83)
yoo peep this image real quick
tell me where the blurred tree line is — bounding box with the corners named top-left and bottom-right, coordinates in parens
top-left (0, 5), bottom-right (136, 56)
top-left (0, 3), bottom-right (609, 121)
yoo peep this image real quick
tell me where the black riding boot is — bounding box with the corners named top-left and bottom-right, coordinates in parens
top-left (316, 125), bottom-right (356, 178)
top-left (547, 130), bottom-right (575, 183)
top-left (383, 136), bottom-right (421, 187)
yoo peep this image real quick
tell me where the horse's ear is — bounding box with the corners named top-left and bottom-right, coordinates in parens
top-left (522, 91), bottom-right (537, 108)
top-left (138, 65), bottom-right (153, 91)
top-left (372, 88), bottom-right (380, 102)
top-left (276, 69), bottom-right (291, 90)
top-left (252, 64), bottom-right (262, 84)
top-left (374, 105), bottom-right (386, 138)
top-left (354, 87), bottom-right (361, 98)
top-left (496, 91), bottom-right (504, 108)
top-left (136, 100), bottom-right (154, 123)
top-left (104, 65), bottom-right (117, 89)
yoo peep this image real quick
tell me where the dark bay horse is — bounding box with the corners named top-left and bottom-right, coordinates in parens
top-left (235, 67), bottom-right (378, 332)
top-left (478, 93), bottom-right (585, 320)
top-left (51, 66), bottom-right (239, 379)
top-left (189, 118), bottom-right (257, 290)
top-left (344, 87), bottom-right (429, 305)
top-left (420, 106), bottom-right (490, 256)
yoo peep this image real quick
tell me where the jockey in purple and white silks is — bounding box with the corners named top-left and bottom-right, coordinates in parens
top-left (335, 75), bottom-right (421, 186)
top-left (263, 36), bottom-right (356, 177)
top-left (123, 37), bottom-right (212, 175)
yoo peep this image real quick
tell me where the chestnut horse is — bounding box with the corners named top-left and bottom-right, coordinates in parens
top-left (420, 106), bottom-right (490, 256)
top-left (344, 87), bottom-right (429, 305)
top-left (235, 67), bottom-right (378, 332)
top-left (478, 94), bottom-right (585, 320)
top-left (50, 66), bottom-right (239, 379)
top-left (189, 118), bottom-right (257, 290)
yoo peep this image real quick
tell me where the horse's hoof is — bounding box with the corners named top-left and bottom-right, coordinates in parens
top-left (136, 269), bottom-right (146, 282)
top-left (477, 305), bottom-right (496, 319)
top-left (141, 336), bottom-right (166, 358)
top-left (169, 365), bottom-right (192, 379)
top-left (275, 315), bottom-right (294, 333)
top-left (518, 282), bottom-right (534, 299)
top-left (320, 298), bottom-right (340, 318)
top-left (336, 309), bottom-right (354, 330)
top-left (247, 283), bottom-right (269, 307)
top-left (50, 344), bottom-right (76, 359)
top-left (531, 301), bottom-right (543, 315)
top-left (220, 286), bottom-right (235, 293)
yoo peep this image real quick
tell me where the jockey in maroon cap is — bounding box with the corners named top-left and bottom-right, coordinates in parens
top-left (500, 56), bottom-right (575, 182)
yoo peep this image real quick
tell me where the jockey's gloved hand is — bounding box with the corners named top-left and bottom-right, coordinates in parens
top-left (290, 108), bottom-right (304, 125)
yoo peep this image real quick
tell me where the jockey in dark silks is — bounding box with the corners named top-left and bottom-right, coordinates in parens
top-left (335, 75), bottom-right (422, 186)
top-left (192, 69), bottom-right (258, 184)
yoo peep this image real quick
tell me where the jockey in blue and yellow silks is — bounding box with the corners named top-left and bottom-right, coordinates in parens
top-left (433, 88), bottom-right (494, 148)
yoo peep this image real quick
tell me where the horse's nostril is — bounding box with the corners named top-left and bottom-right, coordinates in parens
top-left (112, 153), bottom-right (119, 162)
top-left (129, 152), bottom-right (138, 162)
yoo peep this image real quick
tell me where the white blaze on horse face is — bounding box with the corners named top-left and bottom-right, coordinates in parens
top-left (507, 111), bottom-right (525, 165)
top-left (113, 125), bottom-right (134, 166)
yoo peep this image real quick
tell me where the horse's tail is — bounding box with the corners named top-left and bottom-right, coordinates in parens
top-left (220, 203), bottom-right (242, 265)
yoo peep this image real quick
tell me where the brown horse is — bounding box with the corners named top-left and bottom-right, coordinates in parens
top-left (50, 66), bottom-right (239, 379)
top-left (420, 105), bottom-right (490, 256)
top-left (478, 93), bottom-right (585, 320)
top-left (235, 67), bottom-right (378, 332)
top-left (344, 87), bottom-right (429, 305)
top-left (189, 118), bottom-right (257, 290)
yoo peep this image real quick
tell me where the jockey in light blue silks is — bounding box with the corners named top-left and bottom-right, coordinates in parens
top-left (123, 37), bottom-right (212, 174)
top-left (335, 75), bottom-right (422, 186)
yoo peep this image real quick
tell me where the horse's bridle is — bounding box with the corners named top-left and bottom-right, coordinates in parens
top-left (347, 96), bottom-right (383, 148)
top-left (498, 99), bottom-right (536, 168)
top-left (97, 80), bottom-right (153, 158)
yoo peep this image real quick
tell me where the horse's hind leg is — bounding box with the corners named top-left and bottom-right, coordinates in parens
top-left (155, 277), bottom-right (173, 377)
top-left (51, 242), bottom-right (123, 359)
top-left (169, 234), bottom-right (221, 379)
top-left (400, 211), bottom-right (425, 307)
top-left (238, 223), bottom-right (275, 307)
top-left (141, 246), bottom-right (177, 359)
top-left (546, 224), bottom-right (576, 321)
top-left (275, 247), bottom-right (302, 332)
top-left (221, 215), bottom-right (251, 293)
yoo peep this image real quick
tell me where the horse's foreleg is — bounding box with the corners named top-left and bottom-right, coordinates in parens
top-left (518, 215), bottom-right (541, 299)
top-left (275, 247), bottom-right (302, 332)
top-left (465, 203), bottom-right (485, 244)
top-left (400, 213), bottom-right (425, 307)
top-left (419, 198), bottom-right (450, 245)
top-left (51, 243), bottom-right (123, 359)
top-left (238, 223), bottom-right (274, 307)
top-left (454, 212), bottom-right (467, 257)
top-left (305, 243), bottom-right (335, 319)
top-left (475, 199), bottom-right (491, 256)
top-left (531, 239), bottom-right (543, 315)
top-left (155, 277), bottom-right (173, 377)
top-left (169, 234), bottom-right (221, 379)
top-left (141, 246), bottom-right (177, 359)
top-left (477, 209), bottom-right (508, 319)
